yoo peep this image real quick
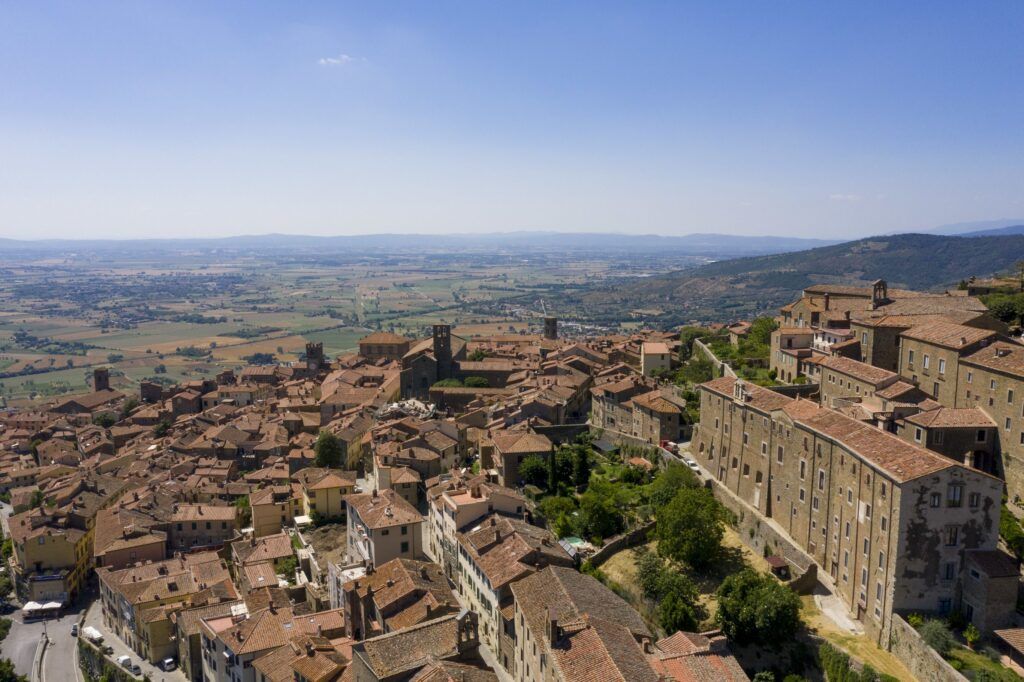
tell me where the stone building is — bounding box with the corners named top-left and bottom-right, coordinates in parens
top-left (897, 322), bottom-right (997, 405)
top-left (640, 342), bottom-right (671, 377)
top-left (958, 341), bottom-right (1024, 505)
top-left (345, 488), bottom-right (424, 568)
top-left (358, 332), bottom-right (411, 362)
top-left (693, 376), bottom-right (1009, 643)
top-left (812, 355), bottom-right (901, 409)
top-left (400, 325), bottom-right (467, 399)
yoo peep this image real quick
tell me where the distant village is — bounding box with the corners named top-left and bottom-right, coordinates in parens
top-left (3, 276), bottom-right (1024, 681)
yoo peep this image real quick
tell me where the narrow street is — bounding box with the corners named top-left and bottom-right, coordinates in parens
top-left (0, 606), bottom-right (83, 679)
top-left (82, 600), bottom-right (187, 682)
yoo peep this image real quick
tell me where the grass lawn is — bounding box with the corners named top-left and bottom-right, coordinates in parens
top-left (947, 644), bottom-right (1023, 681)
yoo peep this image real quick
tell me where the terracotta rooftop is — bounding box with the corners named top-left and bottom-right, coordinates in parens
top-left (961, 340), bottom-right (1024, 378)
top-left (489, 431), bottom-right (552, 455)
top-left (900, 321), bottom-right (997, 349)
top-left (904, 407), bottom-right (995, 429)
top-left (347, 488), bottom-right (423, 529)
top-left (817, 355), bottom-right (898, 386)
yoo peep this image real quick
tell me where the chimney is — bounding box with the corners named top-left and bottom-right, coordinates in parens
top-left (823, 293), bottom-right (830, 310)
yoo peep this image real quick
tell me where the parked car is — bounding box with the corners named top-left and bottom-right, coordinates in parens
top-left (116, 655), bottom-right (131, 669)
top-left (682, 457), bottom-right (700, 472)
top-left (70, 623), bottom-right (78, 637)
top-left (160, 658), bottom-right (176, 672)
top-left (130, 663), bottom-right (142, 676)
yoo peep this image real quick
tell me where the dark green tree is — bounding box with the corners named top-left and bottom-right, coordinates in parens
top-left (0, 658), bottom-right (25, 682)
top-left (715, 569), bottom-right (802, 646)
top-left (647, 462), bottom-right (699, 510)
top-left (314, 431), bottom-right (344, 468)
top-left (659, 590), bottom-right (701, 634)
top-left (747, 317), bottom-right (780, 346)
top-left (154, 419), bottom-right (172, 437)
top-left (656, 487), bottom-right (724, 569)
top-left (577, 479), bottom-right (624, 540)
top-left (93, 413), bottom-right (116, 428)
top-left (235, 495), bottom-right (252, 526)
top-left (572, 445), bottom-right (591, 489)
top-left (518, 455), bottom-right (548, 487)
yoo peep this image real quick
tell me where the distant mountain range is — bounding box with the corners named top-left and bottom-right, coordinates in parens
top-left (916, 219), bottom-right (1024, 236)
top-left (581, 232), bottom-right (1024, 325)
top-left (0, 231), bottom-right (837, 259)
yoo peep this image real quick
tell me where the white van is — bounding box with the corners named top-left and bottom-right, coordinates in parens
top-left (116, 655), bottom-right (131, 668)
top-left (161, 658), bottom-right (176, 671)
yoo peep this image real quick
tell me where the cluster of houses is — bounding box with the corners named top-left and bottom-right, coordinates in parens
top-left (0, 323), bottom-right (746, 681)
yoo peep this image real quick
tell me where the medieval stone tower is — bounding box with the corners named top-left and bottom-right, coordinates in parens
top-left (305, 342), bottom-right (325, 373)
top-left (433, 325), bottom-right (453, 380)
top-left (93, 367), bottom-right (110, 392)
top-left (543, 317), bottom-right (558, 341)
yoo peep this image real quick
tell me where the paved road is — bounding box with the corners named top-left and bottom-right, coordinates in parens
top-left (82, 600), bottom-right (187, 682)
top-left (0, 606), bottom-right (82, 678)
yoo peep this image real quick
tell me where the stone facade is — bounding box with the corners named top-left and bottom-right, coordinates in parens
top-left (694, 376), bottom-right (1006, 645)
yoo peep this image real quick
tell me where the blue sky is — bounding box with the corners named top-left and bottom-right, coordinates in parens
top-left (1, 2), bottom-right (1022, 239)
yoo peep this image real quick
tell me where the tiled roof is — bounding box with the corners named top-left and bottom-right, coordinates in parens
top-left (798, 407), bottom-right (956, 483)
top-left (630, 391), bottom-right (682, 414)
top-left (459, 515), bottom-right (571, 589)
top-left (900, 322), bottom-right (996, 349)
top-left (904, 408), bottom-right (995, 429)
top-left (294, 467), bottom-right (358, 491)
top-left (551, 615), bottom-right (659, 682)
top-left (233, 533), bottom-right (294, 565)
top-left (408, 660), bottom-right (497, 681)
top-left (354, 614), bottom-right (464, 679)
top-left (966, 549), bottom-right (1020, 578)
top-left (816, 356), bottom-right (897, 386)
top-left (701, 377), bottom-right (791, 413)
top-left (995, 628), bottom-right (1024, 657)
top-left (346, 558), bottom-right (458, 631)
top-left (875, 381), bottom-right (921, 401)
top-left (347, 489), bottom-right (423, 529)
top-left (510, 566), bottom-right (651, 670)
top-left (490, 431), bottom-right (552, 455)
top-left (219, 605), bottom-right (295, 655)
top-left (961, 340), bottom-right (1024, 378)
top-left (360, 332), bottom-right (409, 345)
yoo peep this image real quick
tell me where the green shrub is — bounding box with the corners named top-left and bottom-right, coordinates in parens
top-left (919, 619), bottom-right (954, 656)
top-left (1000, 505), bottom-right (1024, 560)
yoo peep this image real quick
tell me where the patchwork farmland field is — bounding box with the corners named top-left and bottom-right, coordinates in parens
top-left (0, 247), bottom-right (680, 407)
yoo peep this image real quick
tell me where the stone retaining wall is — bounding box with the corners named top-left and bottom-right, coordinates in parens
top-left (704, 472), bottom-right (815, 576)
top-left (888, 614), bottom-right (967, 682)
top-left (692, 339), bottom-right (736, 378)
top-left (589, 521), bottom-right (656, 567)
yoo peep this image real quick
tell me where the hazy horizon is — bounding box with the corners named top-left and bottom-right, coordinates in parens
top-left (2, 2), bottom-right (1022, 240)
